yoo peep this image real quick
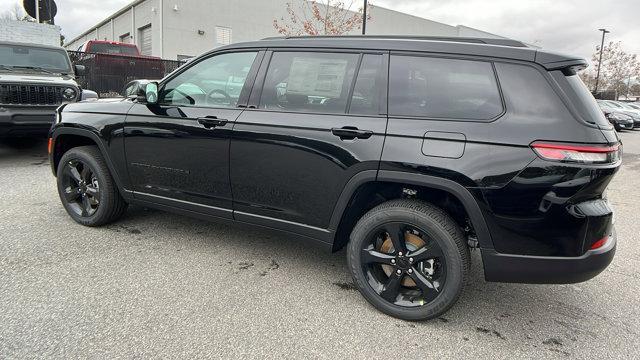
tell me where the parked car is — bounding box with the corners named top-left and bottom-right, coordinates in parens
top-left (0, 41), bottom-right (96, 137)
top-left (624, 102), bottom-right (640, 111)
top-left (597, 100), bottom-right (638, 130)
top-left (73, 40), bottom-right (165, 96)
top-left (602, 100), bottom-right (640, 129)
top-left (48, 36), bottom-right (619, 321)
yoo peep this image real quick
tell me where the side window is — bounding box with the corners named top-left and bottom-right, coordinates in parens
top-left (389, 55), bottom-right (503, 120)
top-left (260, 52), bottom-right (359, 114)
top-left (160, 51), bottom-right (257, 108)
top-left (349, 54), bottom-right (384, 115)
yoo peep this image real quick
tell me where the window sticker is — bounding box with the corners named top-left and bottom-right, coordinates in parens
top-left (286, 57), bottom-right (348, 98)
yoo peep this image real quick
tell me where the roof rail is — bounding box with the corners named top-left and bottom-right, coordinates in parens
top-left (260, 35), bottom-right (528, 48)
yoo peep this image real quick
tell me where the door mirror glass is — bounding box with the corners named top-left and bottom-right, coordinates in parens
top-left (145, 82), bottom-right (159, 104)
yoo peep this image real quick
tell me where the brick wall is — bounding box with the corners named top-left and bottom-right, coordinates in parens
top-left (0, 20), bottom-right (61, 47)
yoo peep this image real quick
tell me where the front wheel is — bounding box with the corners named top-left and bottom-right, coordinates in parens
top-left (347, 199), bottom-right (469, 321)
top-left (56, 146), bottom-right (127, 226)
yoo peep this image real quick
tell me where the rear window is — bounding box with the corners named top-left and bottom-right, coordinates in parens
top-left (88, 43), bottom-right (138, 56)
top-left (564, 75), bottom-right (611, 127)
top-left (389, 55), bottom-right (503, 120)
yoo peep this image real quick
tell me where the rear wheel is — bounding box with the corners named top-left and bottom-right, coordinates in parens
top-left (56, 146), bottom-right (127, 226)
top-left (347, 199), bottom-right (469, 321)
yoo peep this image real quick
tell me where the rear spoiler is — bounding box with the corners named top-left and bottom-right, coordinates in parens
top-left (535, 50), bottom-right (588, 73)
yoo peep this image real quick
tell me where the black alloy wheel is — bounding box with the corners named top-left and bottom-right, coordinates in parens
top-left (60, 159), bottom-right (101, 217)
top-left (361, 223), bottom-right (447, 307)
top-left (56, 146), bottom-right (127, 226)
top-left (347, 199), bottom-right (469, 321)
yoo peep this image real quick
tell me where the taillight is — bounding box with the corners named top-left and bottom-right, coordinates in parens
top-left (531, 142), bottom-right (621, 164)
top-left (590, 236), bottom-right (609, 250)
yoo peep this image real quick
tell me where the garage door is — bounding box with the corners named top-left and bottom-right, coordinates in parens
top-left (139, 25), bottom-right (152, 56)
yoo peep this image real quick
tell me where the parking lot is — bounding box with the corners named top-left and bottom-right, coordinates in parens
top-left (0, 132), bottom-right (639, 359)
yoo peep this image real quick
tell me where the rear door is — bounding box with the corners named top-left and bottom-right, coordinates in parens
top-left (124, 50), bottom-right (262, 218)
top-left (230, 50), bottom-right (388, 239)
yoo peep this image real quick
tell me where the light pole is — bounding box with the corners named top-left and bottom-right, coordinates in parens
top-left (362, 0), bottom-right (367, 35)
top-left (594, 28), bottom-right (610, 94)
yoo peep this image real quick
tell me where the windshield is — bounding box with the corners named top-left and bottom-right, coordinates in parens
top-left (0, 44), bottom-right (72, 73)
top-left (88, 43), bottom-right (138, 56)
top-left (565, 75), bottom-right (611, 127)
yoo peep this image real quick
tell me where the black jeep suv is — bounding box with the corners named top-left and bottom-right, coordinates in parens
top-left (49, 36), bottom-right (620, 321)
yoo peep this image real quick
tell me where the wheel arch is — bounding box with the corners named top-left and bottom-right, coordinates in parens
top-left (329, 170), bottom-right (494, 252)
top-left (51, 127), bottom-right (128, 198)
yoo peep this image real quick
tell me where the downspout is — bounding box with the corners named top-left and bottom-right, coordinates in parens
top-left (131, 5), bottom-right (136, 45)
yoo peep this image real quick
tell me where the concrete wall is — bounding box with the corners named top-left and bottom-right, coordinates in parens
top-left (0, 20), bottom-right (61, 47)
top-left (65, 0), bottom-right (507, 60)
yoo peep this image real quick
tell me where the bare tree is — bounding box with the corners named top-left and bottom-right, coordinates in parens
top-left (273, 0), bottom-right (373, 36)
top-left (591, 41), bottom-right (640, 96)
top-left (0, 3), bottom-right (35, 22)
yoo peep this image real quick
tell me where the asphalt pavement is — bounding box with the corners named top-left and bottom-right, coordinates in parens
top-left (1, 133), bottom-right (639, 359)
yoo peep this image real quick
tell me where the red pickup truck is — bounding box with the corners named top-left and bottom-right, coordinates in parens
top-left (73, 40), bottom-right (165, 96)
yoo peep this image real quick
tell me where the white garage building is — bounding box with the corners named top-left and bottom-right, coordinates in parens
top-left (64, 0), bottom-right (507, 61)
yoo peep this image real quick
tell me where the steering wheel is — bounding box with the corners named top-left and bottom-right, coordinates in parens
top-left (206, 89), bottom-right (232, 106)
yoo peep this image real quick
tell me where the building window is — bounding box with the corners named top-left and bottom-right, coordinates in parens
top-left (119, 33), bottom-right (131, 44)
top-left (216, 26), bottom-right (232, 46)
top-left (177, 55), bottom-right (194, 62)
top-left (138, 24), bottom-right (152, 56)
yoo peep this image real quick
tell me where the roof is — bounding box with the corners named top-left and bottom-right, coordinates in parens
top-left (214, 36), bottom-right (586, 71)
top-left (0, 40), bottom-right (66, 51)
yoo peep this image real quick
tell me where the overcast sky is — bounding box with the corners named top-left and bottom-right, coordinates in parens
top-left (2, 0), bottom-right (638, 64)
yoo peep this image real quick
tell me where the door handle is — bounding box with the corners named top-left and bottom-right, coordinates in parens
top-left (331, 126), bottom-right (373, 140)
top-left (197, 116), bottom-right (228, 129)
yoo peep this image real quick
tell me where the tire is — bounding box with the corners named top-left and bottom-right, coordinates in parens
top-left (347, 199), bottom-right (470, 321)
top-left (56, 145), bottom-right (127, 226)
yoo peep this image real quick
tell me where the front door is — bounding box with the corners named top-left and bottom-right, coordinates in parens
top-left (124, 50), bottom-right (261, 218)
top-left (230, 51), bottom-right (388, 238)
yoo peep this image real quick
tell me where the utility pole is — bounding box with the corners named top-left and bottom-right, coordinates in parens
top-left (362, 0), bottom-right (367, 35)
top-left (594, 28), bottom-right (610, 94)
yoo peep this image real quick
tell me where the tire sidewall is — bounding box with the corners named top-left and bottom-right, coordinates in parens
top-left (347, 204), bottom-right (466, 321)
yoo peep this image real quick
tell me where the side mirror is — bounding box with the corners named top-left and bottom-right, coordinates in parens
top-left (125, 80), bottom-right (159, 105)
top-left (80, 89), bottom-right (98, 101)
top-left (74, 64), bottom-right (86, 76)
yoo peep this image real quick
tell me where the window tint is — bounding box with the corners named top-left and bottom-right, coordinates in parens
top-left (160, 51), bottom-right (257, 108)
top-left (349, 54), bottom-right (384, 115)
top-left (260, 52), bottom-right (359, 114)
top-left (389, 55), bottom-right (503, 120)
top-left (563, 75), bottom-right (612, 127)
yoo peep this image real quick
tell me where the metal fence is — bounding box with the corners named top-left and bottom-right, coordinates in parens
top-left (67, 51), bottom-right (185, 98)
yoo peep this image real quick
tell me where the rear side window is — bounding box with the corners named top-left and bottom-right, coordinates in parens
top-left (260, 52), bottom-right (359, 114)
top-left (389, 55), bottom-right (503, 120)
top-left (564, 75), bottom-right (611, 127)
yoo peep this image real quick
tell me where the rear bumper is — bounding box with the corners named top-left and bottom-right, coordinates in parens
top-left (482, 228), bottom-right (616, 284)
top-left (0, 106), bottom-right (57, 137)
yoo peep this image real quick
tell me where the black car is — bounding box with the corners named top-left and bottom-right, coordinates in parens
top-left (604, 110), bottom-right (635, 131)
top-left (48, 36), bottom-right (620, 321)
top-left (597, 101), bottom-right (637, 130)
